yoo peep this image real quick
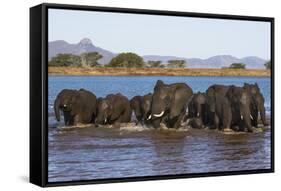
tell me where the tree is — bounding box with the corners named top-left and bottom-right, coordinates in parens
top-left (146, 60), bottom-right (165, 68)
top-left (264, 60), bottom-right (271, 69)
top-left (229, 63), bottom-right (246, 69)
top-left (48, 53), bottom-right (81, 67)
top-left (167, 60), bottom-right (186, 68)
top-left (81, 52), bottom-right (103, 67)
top-left (106, 52), bottom-right (145, 68)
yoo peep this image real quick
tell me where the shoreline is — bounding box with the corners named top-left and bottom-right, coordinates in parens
top-left (48, 67), bottom-right (270, 77)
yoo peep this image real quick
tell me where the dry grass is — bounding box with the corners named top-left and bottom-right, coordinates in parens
top-left (48, 67), bottom-right (270, 77)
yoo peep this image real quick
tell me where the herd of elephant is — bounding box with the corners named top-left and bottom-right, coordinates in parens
top-left (54, 80), bottom-right (268, 133)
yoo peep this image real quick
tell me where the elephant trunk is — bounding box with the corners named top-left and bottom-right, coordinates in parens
top-left (196, 103), bottom-right (202, 117)
top-left (143, 110), bottom-right (150, 121)
top-left (152, 118), bottom-right (161, 128)
top-left (241, 108), bottom-right (253, 132)
top-left (54, 97), bottom-right (61, 121)
top-left (151, 99), bottom-right (166, 119)
top-left (259, 105), bottom-right (267, 126)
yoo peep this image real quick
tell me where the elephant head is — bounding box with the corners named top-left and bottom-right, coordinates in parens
top-left (254, 93), bottom-right (267, 125)
top-left (243, 83), bottom-right (267, 126)
top-left (96, 97), bottom-right (112, 125)
top-left (151, 80), bottom-right (172, 121)
top-left (96, 93), bottom-right (131, 125)
top-left (141, 93), bottom-right (153, 121)
top-left (130, 96), bottom-right (142, 121)
top-left (192, 92), bottom-right (207, 117)
top-left (54, 89), bottom-right (81, 125)
top-left (244, 83), bottom-right (260, 95)
top-left (206, 85), bottom-right (229, 112)
top-left (226, 86), bottom-right (253, 132)
top-left (150, 80), bottom-right (193, 128)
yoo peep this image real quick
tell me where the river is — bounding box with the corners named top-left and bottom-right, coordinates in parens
top-left (48, 76), bottom-right (271, 182)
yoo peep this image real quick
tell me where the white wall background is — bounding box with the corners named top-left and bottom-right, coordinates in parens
top-left (0, 0), bottom-right (279, 190)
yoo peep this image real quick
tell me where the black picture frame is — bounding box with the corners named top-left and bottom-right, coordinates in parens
top-left (30, 3), bottom-right (275, 187)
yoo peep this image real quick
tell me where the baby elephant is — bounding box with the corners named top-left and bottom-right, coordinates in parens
top-left (130, 93), bottom-right (153, 125)
top-left (54, 89), bottom-right (97, 126)
top-left (96, 93), bottom-right (132, 125)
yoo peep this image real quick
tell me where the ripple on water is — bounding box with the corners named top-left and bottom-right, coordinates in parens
top-left (48, 121), bottom-right (271, 182)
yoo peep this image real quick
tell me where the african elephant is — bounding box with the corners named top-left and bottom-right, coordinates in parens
top-left (130, 95), bottom-right (143, 124)
top-left (213, 94), bottom-right (232, 131)
top-left (54, 89), bottom-right (97, 126)
top-left (187, 92), bottom-right (208, 127)
top-left (205, 84), bottom-right (230, 126)
top-left (206, 84), bottom-right (230, 104)
top-left (96, 93), bottom-right (132, 125)
top-left (225, 86), bottom-right (254, 132)
top-left (150, 80), bottom-right (193, 129)
top-left (243, 83), bottom-right (268, 127)
top-left (130, 93), bottom-right (153, 125)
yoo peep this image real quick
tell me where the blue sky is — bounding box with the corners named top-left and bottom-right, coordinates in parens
top-left (48, 9), bottom-right (271, 60)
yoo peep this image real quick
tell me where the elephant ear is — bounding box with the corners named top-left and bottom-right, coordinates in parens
top-left (206, 87), bottom-right (215, 97)
top-left (170, 87), bottom-right (192, 118)
top-left (206, 95), bottom-right (215, 112)
top-left (70, 93), bottom-right (81, 116)
top-left (225, 86), bottom-right (235, 100)
top-left (109, 95), bottom-right (123, 121)
top-left (154, 80), bottom-right (165, 91)
top-left (254, 82), bottom-right (261, 92)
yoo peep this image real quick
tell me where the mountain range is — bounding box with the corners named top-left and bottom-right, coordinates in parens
top-left (48, 38), bottom-right (267, 69)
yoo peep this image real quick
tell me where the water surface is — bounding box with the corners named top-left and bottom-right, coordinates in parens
top-left (48, 76), bottom-right (271, 182)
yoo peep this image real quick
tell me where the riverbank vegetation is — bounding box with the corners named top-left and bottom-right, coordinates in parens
top-left (48, 67), bottom-right (270, 76)
top-left (48, 51), bottom-right (270, 76)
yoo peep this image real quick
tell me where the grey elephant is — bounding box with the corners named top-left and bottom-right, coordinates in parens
top-left (130, 95), bottom-right (143, 124)
top-left (150, 80), bottom-right (193, 129)
top-left (187, 92), bottom-right (208, 127)
top-left (243, 83), bottom-right (268, 127)
top-left (225, 85), bottom-right (254, 132)
top-left (205, 84), bottom-right (230, 127)
top-left (96, 93), bottom-right (132, 125)
top-left (213, 94), bottom-right (232, 132)
top-left (54, 89), bottom-right (97, 126)
top-left (130, 93), bottom-right (153, 125)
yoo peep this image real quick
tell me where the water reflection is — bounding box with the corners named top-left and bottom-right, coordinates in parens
top-left (48, 125), bottom-right (271, 182)
top-left (149, 131), bottom-right (187, 175)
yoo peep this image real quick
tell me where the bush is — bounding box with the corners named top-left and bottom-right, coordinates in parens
top-left (229, 63), bottom-right (246, 69)
top-left (49, 54), bottom-right (81, 67)
top-left (264, 61), bottom-right (271, 69)
top-left (167, 60), bottom-right (186, 68)
top-left (106, 52), bottom-right (145, 68)
top-left (80, 52), bottom-right (103, 67)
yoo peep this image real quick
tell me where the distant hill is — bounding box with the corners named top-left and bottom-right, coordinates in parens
top-left (144, 55), bottom-right (267, 69)
top-left (49, 38), bottom-right (267, 69)
top-left (142, 55), bottom-right (186, 63)
top-left (48, 38), bottom-right (115, 64)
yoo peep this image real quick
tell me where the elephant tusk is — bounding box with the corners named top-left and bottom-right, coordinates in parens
top-left (250, 115), bottom-right (253, 120)
top-left (197, 112), bottom-right (200, 117)
top-left (240, 115), bottom-right (243, 120)
top-left (63, 104), bottom-right (67, 107)
top-left (104, 118), bottom-right (107, 123)
top-left (153, 111), bottom-right (164, 117)
top-left (147, 115), bottom-right (152, 120)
